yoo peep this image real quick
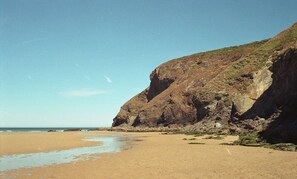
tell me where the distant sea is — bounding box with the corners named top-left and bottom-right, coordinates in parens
top-left (0, 127), bottom-right (100, 132)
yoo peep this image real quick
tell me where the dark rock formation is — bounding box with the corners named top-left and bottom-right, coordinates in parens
top-left (112, 22), bottom-right (297, 143)
top-left (64, 128), bottom-right (81, 132)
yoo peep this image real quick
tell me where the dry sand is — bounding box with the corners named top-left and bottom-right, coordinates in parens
top-left (1, 131), bottom-right (297, 179)
top-left (0, 132), bottom-right (101, 156)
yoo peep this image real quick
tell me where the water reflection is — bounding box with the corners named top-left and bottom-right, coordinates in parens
top-left (0, 135), bottom-right (124, 172)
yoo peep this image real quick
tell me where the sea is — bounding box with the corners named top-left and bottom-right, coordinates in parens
top-left (0, 127), bottom-right (101, 133)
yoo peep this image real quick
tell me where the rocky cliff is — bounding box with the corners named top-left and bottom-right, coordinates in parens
top-left (112, 22), bottom-right (297, 143)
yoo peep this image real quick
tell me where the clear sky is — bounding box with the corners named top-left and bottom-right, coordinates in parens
top-left (1, 0), bottom-right (297, 127)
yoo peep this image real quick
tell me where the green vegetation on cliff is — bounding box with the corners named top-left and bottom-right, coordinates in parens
top-left (113, 22), bottom-right (297, 146)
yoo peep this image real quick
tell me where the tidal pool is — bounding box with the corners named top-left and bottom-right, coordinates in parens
top-left (0, 135), bottom-right (125, 172)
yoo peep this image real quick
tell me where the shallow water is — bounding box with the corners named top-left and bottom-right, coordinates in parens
top-left (0, 135), bottom-right (124, 172)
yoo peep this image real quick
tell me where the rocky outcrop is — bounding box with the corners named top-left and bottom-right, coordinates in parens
top-left (243, 48), bottom-right (297, 143)
top-left (112, 23), bottom-right (297, 143)
top-left (113, 41), bottom-right (265, 126)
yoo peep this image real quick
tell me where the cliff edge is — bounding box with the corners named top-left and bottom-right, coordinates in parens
top-left (112, 22), bottom-right (297, 143)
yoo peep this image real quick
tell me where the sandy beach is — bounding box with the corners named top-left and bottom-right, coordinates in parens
top-left (1, 131), bottom-right (297, 179)
top-left (0, 132), bottom-right (101, 156)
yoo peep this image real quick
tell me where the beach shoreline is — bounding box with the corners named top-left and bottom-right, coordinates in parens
top-left (0, 132), bottom-right (105, 156)
top-left (1, 131), bottom-right (297, 178)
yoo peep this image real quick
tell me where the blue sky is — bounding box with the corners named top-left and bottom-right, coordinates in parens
top-left (1, 0), bottom-right (297, 127)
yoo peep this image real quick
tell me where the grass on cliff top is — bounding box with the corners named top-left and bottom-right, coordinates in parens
top-left (190, 39), bottom-right (268, 59)
top-left (223, 24), bottom-right (297, 92)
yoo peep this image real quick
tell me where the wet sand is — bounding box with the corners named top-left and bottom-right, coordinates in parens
top-left (1, 132), bottom-right (297, 178)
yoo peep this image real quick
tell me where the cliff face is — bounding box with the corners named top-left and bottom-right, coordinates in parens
top-left (112, 23), bottom-right (297, 143)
